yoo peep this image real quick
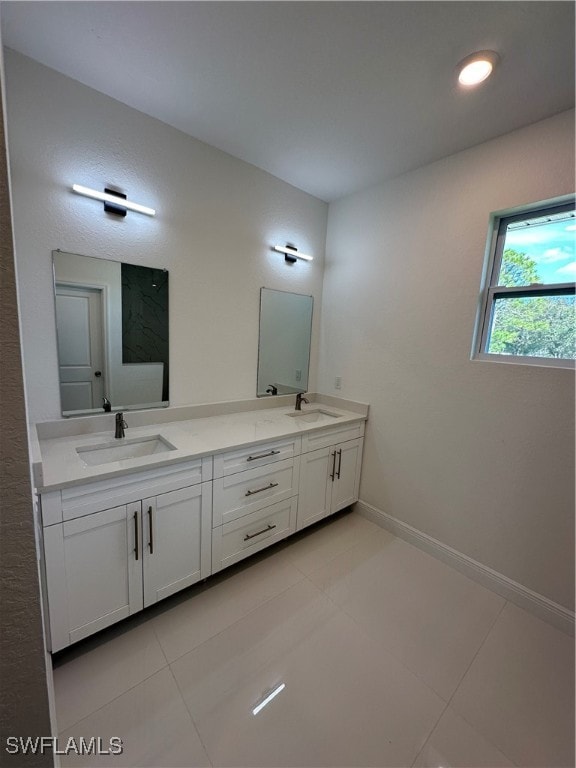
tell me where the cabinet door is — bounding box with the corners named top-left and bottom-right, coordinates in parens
top-left (43, 503), bottom-right (142, 652)
top-left (330, 438), bottom-right (364, 514)
top-left (297, 447), bottom-right (333, 530)
top-left (142, 482), bottom-right (211, 608)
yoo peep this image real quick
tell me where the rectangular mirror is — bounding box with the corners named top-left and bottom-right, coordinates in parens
top-left (53, 250), bottom-right (169, 416)
top-left (257, 288), bottom-right (313, 397)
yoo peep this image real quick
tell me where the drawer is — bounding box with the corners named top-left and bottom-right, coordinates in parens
top-left (213, 457), bottom-right (300, 526)
top-left (213, 436), bottom-right (301, 478)
top-left (45, 458), bottom-right (211, 525)
top-left (212, 497), bottom-right (297, 573)
top-left (301, 421), bottom-right (365, 453)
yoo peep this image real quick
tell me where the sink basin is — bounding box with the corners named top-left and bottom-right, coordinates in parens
top-left (77, 435), bottom-right (177, 466)
top-left (285, 409), bottom-right (341, 423)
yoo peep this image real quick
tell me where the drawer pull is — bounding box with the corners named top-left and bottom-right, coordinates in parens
top-left (245, 481), bottom-right (279, 497)
top-left (247, 449), bottom-right (281, 462)
top-left (244, 523), bottom-right (277, 541)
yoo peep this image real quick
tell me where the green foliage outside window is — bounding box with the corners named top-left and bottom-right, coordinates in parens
top-left (488, 249), bottom-right (575, 359)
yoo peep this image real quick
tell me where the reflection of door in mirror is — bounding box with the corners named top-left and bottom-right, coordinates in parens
top-left (53, 250), bottom-right (170, 416)
top-left (55, 284), bottom-right (106, 412)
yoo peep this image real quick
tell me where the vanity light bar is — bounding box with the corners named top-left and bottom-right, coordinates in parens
top-left (273, 245), bottom-right (313, 262)
top-left (72, 184), bottom-right (156, 217)
top-left (252, 683), bottom-right (286, 715)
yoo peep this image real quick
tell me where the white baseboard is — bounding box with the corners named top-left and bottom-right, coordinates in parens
top-left (356, 500), bottom-right (575, 637)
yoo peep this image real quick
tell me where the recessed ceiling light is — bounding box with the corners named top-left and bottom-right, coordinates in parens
top-left (457, 50), bottom-right (499, 87)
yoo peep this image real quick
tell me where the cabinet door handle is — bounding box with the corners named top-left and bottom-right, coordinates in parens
top-left (134, 511), bottom-right (139, 561)
top-left (336, 449), bottom-right (342, 479)
top-left (148, 506), bottom-right (154, 554)
top-left (244, 523), bottom-right (276, 541)
top-left (330, 451), bottom-right (337, 481)
top-left (246, 449), bottom-right (280, 462)
top-left (245, 481), bottom-right (279, 497)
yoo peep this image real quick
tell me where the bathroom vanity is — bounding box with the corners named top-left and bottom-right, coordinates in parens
top-left (34, 396), bottom-right (367, 652)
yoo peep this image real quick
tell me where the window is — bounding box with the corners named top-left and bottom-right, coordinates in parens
top-left (474, 198), bottom-right (576, 368)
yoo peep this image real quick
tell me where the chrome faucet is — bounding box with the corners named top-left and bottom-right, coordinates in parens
top-left (115, 412), bottom-right (127, 439)
top-left (295, 393), bottom-right (309, 411)
top-left (102, 397), bottom-right (112, 413)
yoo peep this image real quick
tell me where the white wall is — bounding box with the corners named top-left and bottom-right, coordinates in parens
top-left (320, 110), bottom-right (575, 611)
top-left (4, 50), bottom-right (327, 423)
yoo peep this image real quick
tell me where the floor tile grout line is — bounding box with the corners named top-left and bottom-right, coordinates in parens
top-left (150, 619), bottom-right (170, 668)
top-left (156, 568), bottom-right (309, 666)
top-left (65, 514), bottom-right (372, 681)
top-left (288, 528), bottom-right (394, 585)
top-left (302, 566), bottom-right (449, 768)
top-left (436, 598), bottom-right (520, 767)
top-left (56, 662), bottom-right (171, 736)
top-left (164, 575), bottom-right (339, 768)
top-left (55, 624), bottom-right (171, 733)
top-left (409, 597), bottom-right (514, 767)
top-left (124, 515), bottom-right (371, 668)
top-left (321, 596), bottom-right (450, 768)
top-left (336, 597), bottom-right (452, 703)
top-left (310, 518), bottom-right (512, 705)
top-left (166, 662), bottom-right (214, 768)
top-left (444, 597), bottom-right (508, 708)
top-left (306, 528), bottom-right (515, 768)
top-left (284, 514), bottom-right (387, 576)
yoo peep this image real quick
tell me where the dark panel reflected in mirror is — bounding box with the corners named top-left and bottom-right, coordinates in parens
top-left (121, 263), bottom-right (169, 401)
top-left (257, 288), bottom-right (313, 397)
top-left (53, 250), bottom-right (169, 416)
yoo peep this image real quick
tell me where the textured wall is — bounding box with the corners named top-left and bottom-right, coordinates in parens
top-left (4, 50), bottom-right (328, 424)
top-left (320, 110), bottom-right (575, 610)
top-left (0, 62), bottom-right (54, 766)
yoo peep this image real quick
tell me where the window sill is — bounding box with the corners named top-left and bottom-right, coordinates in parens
top-left (472, 352), bottom-right (575, 370)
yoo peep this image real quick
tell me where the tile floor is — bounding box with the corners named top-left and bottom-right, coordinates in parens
top-left (52, 510), bottom-right (575, 768)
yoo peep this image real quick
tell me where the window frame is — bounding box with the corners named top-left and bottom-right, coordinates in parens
top-left (473, 197), bottom-right (576, 370)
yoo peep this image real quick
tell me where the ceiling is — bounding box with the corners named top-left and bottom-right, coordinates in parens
top-left (2, 1), bottom-right (574, 202)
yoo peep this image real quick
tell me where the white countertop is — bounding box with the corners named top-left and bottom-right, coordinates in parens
top-left (36, 400), bottom-right (367, 492)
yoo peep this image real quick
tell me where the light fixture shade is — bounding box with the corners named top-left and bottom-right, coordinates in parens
top-left (457, 50), bottom-right (499, 86)
top-left (273, 245), bottom-right (313, 262)
top-left (72, 184), bottom-right (156, 217)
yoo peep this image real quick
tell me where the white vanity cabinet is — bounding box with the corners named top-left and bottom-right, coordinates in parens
top-left (38, 409), bottom-right (367, 652)
top-left (211, 436), bottom-right (301, 572)
top-left (297, 422), bottom-right (364, 531)
top-left (40, 458), bottom-right (212, 652)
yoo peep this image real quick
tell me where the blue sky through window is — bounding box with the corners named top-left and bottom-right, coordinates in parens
top-left (503, 216), bottom-right (576, 285)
